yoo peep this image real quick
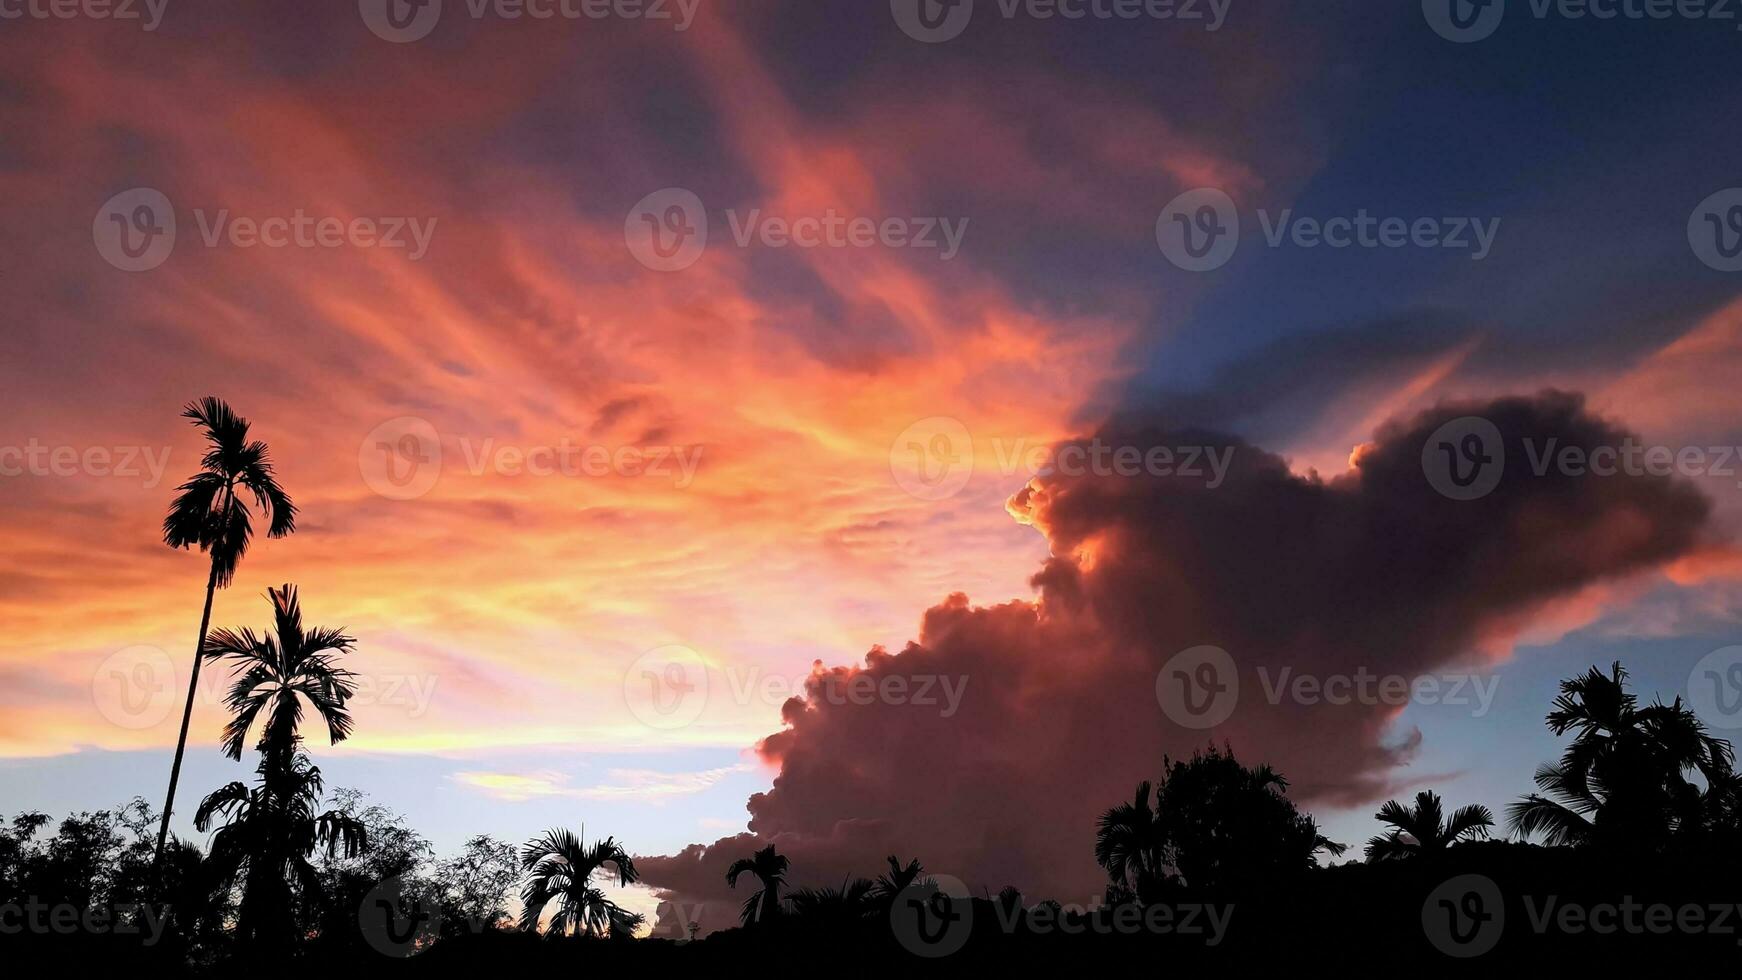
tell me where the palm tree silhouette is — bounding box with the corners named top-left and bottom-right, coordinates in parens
top-left (1099, 747), bottom-right (1346, 895)
top-left (192, 585), bottom-right (362, 952)
top-left (1096, 781), bottom-right (1167, 901)
top-left (201, 584), bottom-right (357, 767)
top-left (1364, 790), bottom-right (1493, 860)
top-left (196, 750), bottom-right (366, 954)
top-left (870, 854), bottom-right (926, 908)
top-left (725, 844), bottom-right (788, 927)
top-left (784, 877), bottom-right (876, 924)
top-left (518, 828), bottom-right (644, 938)
top-left (154, 397), bottom-right (297, 869)
top-left (1508, 662), bottom-right (1736, 851)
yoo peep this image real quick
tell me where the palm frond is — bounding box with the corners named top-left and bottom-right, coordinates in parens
top-left (1507, 794), bottom-right (1594, 846)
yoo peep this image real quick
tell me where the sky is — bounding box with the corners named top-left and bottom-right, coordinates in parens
top-left (3, 0), bottom-right (1742, 935)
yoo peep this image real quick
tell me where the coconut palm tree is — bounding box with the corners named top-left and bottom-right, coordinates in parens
top-left (518, 828), bottom-right (643, 938)
top-left (1508, 663), bottom-right (1737, 852)
top-left (155, 397), bottom-right (297, 869)
top-left (1364, 791), bottom-right (1494, 860)
top-left (725, 844), bottom-right (788, 927)
top-left (196, 751), bottom-right (366, 954)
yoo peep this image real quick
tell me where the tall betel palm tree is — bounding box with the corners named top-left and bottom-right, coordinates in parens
top-left (725, 844), bottom-right (788, 927)
top-left (203, 584), bottom-right (357, 767)
top-left (195, 585), bottom-right (362, 951)
top-left (1364, 790), bottom-right (1494, 861)
top-left (519, 828), bottom-right (644, 938)
top-left (155, 397), bottom-right (297, 869)
top-left (197, 751), bottom-right (366, 953)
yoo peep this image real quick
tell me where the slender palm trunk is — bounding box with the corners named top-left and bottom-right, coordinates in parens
top-left (760, 882), bottom-right (780, 923)
top-left (153, 558), bottom-right (220, 871)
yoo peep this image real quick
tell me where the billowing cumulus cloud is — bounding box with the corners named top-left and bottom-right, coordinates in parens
top-left (639, 391), bottom-right (1713, 935)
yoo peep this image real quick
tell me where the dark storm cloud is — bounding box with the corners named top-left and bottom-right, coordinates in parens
top-left (640, 391), bottom-right (1712, 934)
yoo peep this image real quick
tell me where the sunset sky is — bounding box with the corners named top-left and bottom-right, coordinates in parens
top-left (4, 0), bottom-right (1742, 934)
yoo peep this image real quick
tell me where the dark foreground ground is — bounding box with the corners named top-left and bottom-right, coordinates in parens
top-left (12, 843), bottom-right (1742, 976)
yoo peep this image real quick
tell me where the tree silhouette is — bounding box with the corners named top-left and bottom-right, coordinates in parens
top-left (306, 789), bottom-right (435, 952)
top-left (1096, 780), bottom-right (1168, 903)
top-left (870, 855), bottom-right (925, 910)
top-left (1364, 791), bottom-right (1493, 860)
top-left (725, 844), bottom-right (788, 927)
top-left (201, 585), bottom-right (357, 768)
top-left (434, 835), bottom-right (521, 935)
top-left (196, 751), bottom-right (366, 955)
top-left (193, 586), bottom-right (364, 953)
top-left (1508, 662), bottom-right (1737, 852)
top-left (518, 828), bottom-right (643, 938)
top-left (155, 397), bottom-right (297, 870)
top-left (1102, 745), bottom-right (1346, 895)
top-left (784, 877), bottom-right (876, 924)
